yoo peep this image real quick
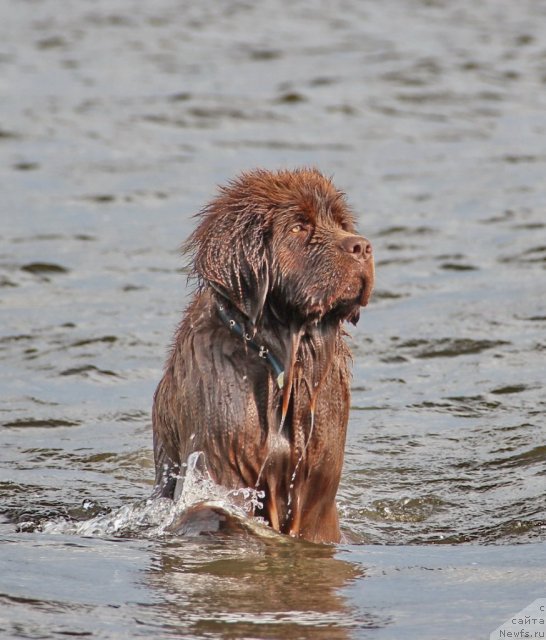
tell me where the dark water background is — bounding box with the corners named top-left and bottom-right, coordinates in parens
top-left (1, 1), bottom-right (545, 638)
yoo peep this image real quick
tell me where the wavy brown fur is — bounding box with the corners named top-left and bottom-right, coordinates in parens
top-left (152, 168), bottom-right (374, 543)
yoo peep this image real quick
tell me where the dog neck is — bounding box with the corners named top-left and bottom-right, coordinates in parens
top-left (206, 283), bottom-right (343, 435)
top-left (214, 296), bottom-right (285, 390)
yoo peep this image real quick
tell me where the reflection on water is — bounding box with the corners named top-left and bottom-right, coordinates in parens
top-left (150, 538), bottom-right (370, 639)
top-left (1, 0), bottom-right (546, 637)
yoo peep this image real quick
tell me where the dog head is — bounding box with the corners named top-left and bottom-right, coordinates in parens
top-left (187, 168), bottom-right (375, 326)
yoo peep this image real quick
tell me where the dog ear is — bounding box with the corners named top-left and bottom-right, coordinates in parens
top-left (186, 199), bottom-right (270, 327)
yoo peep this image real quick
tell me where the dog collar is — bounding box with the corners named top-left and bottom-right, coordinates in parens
top-left (215, 300), bottom-right (285, 390)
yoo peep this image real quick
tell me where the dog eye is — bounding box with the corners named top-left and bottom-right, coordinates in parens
top-left (291, 224), bottom-right (305, 234)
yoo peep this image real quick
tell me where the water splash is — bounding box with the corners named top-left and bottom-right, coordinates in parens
top-left (42, 451), bottom-right (265, 539)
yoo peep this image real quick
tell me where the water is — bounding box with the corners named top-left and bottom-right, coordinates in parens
top-left (1, 0), bottom-right (546, 637)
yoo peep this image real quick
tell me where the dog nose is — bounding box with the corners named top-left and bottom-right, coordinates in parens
top-left (340, 235), bottom-right (373, 261)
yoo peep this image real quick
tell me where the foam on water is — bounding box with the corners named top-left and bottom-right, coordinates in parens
top-left (42, 452), bottom-right (265, 538)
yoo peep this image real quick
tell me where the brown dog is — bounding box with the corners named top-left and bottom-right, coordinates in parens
top-left (152, 168), bottom-right (374, 543)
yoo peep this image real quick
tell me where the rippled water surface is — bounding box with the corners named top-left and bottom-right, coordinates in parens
top-left (1, 1), bottom-right (545, 638)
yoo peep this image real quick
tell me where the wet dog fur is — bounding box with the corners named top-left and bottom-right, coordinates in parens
top-left (152, 168), bottom-right (374, 543)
